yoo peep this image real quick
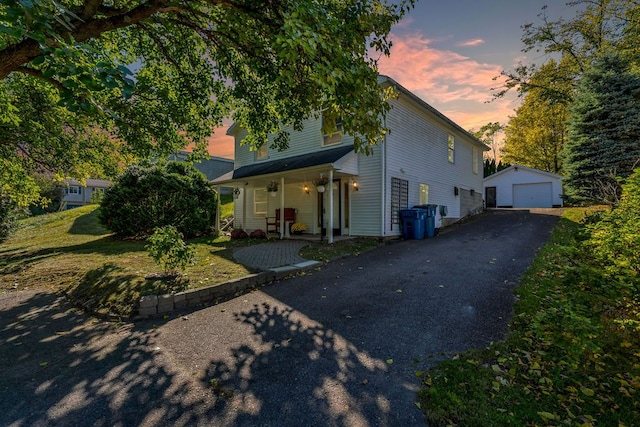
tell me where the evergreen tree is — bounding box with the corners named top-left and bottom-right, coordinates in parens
top-left (563, 51), bottom-right (640, 204)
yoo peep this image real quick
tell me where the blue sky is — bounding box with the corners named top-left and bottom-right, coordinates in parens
top-left (208, 0), bottom-right (577, 158)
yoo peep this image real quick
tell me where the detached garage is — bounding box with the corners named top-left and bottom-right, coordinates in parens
top-left (483, 164), bottom-right (563, 208)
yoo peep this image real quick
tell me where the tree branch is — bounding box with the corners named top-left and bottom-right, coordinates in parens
top-left (14, 66), bottom-right (66, 92)
top-left (0, 0), bottom-right (200, 79)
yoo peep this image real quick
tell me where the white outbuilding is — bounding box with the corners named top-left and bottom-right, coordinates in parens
top-left (483, 164), bottom-right (563, 208)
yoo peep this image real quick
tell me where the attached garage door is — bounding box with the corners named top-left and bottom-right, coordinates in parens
top-left (513, 182), bottom-right (552, 208)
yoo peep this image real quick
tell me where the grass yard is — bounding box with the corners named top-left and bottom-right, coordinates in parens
top-left (418, 206), bottom-right (640, 426)
top-left (0, 195), bottom-right (382, 319)
top-left (0, 204), bottom-right (251, 319)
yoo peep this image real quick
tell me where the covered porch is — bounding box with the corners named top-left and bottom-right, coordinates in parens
top-left (212, 145), bottom-right (360, 244)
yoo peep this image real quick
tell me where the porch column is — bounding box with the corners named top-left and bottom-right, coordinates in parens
top-left (328, 169), bottom-right (334, 243)
top-left (242, 183), bottom-right (247, 232)
top-left (280, 176), bottom-right (285, 239)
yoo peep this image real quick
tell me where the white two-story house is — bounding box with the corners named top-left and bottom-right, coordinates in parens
top-left (212, 76), bottom-right (488, 243)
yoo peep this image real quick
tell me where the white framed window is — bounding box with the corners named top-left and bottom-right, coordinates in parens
top-left (447, 134), bottom-right (455, 163)
top-left (255, 144), bottom-right (268, 160)
top-left (472, 147), bottom-right (479, 174)
top-left (322, 116), bottom-right (343, 146)
top-left (419, 183), bottom-right (429, 205)
top-left (254, 188), bottom-right (267, 215)
top-left (66, 186), bottom-right (81, 194)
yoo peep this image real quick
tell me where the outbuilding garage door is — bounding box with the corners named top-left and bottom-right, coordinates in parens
top-left (513, 182), bottom-right (552, 208)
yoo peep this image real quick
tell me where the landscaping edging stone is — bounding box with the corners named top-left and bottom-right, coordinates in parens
top-left (135, 261), bottom-right (322, 319)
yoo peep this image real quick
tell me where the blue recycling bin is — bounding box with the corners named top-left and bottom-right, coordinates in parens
top-left (400, 209), bottom-right (425, 240)
top-left (413, 204), bottom-right (438, 238)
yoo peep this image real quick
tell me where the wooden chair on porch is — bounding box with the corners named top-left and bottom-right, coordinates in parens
top-left (266, 208), bottom-right (296, 234)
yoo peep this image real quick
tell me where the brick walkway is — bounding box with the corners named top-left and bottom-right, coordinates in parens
top-left (233, 240), bottom-right (310, 270)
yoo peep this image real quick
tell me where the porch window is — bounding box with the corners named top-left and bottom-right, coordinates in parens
top-left (322, 116), bottom-right (343, 146)
top-left (448, 134), bottom-right (455, 163)
top-left (391, 177), bottom-right (408, 229)
top-left (254, 188), bottom-right (267, 215)
top-left (419, 183), bottom-right (429, 204)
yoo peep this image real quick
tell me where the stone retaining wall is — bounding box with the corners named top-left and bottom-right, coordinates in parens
top-left (137, 268), bottom-right (303, 318)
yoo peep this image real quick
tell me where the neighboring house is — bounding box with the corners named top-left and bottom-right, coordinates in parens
top-left (212, 76), bottom-right (488, 242)
top-left (483, 164), bottom-right (563, 208)
top-left (62, 178), bottom-right (112, 209)
top-left (167, 151), bottom-right (234, 182)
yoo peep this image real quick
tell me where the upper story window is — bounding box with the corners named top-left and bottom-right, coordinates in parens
top-left (472, 147), bottom-right (479, 174)
top-left (447, 134), bottom-right (455, 163)
top-left (255, 144), bottom-right (268, 160)
top-left (66, 186), bottom-right (81, 194)
top-left (323, 116), bottom-right (343, 146)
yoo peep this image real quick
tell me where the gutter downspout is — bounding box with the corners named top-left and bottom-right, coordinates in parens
top-left (381, 111), bottom-right (388, 237)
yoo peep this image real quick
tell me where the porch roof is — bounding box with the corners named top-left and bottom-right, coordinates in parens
top-left (212, 145), bottom-right (355, 184)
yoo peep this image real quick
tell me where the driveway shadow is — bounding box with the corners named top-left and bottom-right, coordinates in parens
top-left (0, 291), bottom-right (219, 426)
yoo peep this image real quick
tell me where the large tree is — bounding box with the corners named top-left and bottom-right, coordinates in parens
top-left (562, 51), bottom-right (640, 204)
top-left (0, 0), bottom-right (413, 205)
top-left (494, 0), bottom-right (640, 103)
top-left (502, 61), bottom-right (568, 174)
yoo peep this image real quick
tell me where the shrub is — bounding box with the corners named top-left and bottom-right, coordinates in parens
top-left (145, 226), bottom-right (195, 276)
top-left (0, 193), bottom-right (22, 242)
top-left (230, 228), bottom-right (248, 239)
top-left (249, 229), bottom-right (267, 239)
top-left (99, 162), bottom-right (217, 238)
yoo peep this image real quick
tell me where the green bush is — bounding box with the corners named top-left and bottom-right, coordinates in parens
top-left (0, 192), bottom-right (21, 242)
top-left (146, 226), bottom-right (195, 276)
top-left (585, 168), bottom-right (640, 290)
top-left (99, 162), bottom-right (217, 238)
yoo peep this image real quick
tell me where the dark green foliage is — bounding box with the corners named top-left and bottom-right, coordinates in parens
top-left (99, 162), bottom-right (217, 238)
top-left (145, 226), bottom-right (195, 276)
top-left (586, 168), bottom-right (640, 293)
top-left (563, 51), bottom-right (640, 204)
top-left (0, 192), bottom-right (22, 242)
top-left (419, 198), bottom-right (640, 425)
top-left (483, 159), bottom-right (510, 177)
top-left (29, 178), bottom-right (66, 215)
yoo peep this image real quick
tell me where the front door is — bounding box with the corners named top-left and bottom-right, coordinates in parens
top-left (485, 186), bottom-right (496, 208)
top-left (317, 179), bottom-right (342, 236)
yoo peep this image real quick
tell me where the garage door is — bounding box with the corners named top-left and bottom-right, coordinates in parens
top-left (513, 182), bottom-right (552, 208)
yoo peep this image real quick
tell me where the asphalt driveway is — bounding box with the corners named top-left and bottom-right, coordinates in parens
top-left (0, 209), bottom-right (561, 426)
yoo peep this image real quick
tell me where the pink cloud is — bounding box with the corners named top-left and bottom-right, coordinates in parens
top-left (379, 33), bottom-right (517, 132)
top-left (457, 38), bottom-right (485, 47)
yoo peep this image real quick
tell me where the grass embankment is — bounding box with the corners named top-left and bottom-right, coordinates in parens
top-left (0, 201), bottom-right (250, 319)
top-left (419, 203), bottom-right (640, 425)
top-left (1, 195), bottom-right (382, 319)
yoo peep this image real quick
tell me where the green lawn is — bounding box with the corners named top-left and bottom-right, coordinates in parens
top-left (0, 204), bottom-right (251, 318)
top-left (0, 199), bottom-right (381, 319)
top-left (418, 206), bottom-right (640, 426)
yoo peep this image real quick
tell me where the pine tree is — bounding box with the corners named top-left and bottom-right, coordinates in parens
top-left (563, 51), bottom-right (640, 204)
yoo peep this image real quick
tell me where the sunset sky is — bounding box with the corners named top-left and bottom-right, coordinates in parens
top-left (207, 0), bottom-right (576, 159)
